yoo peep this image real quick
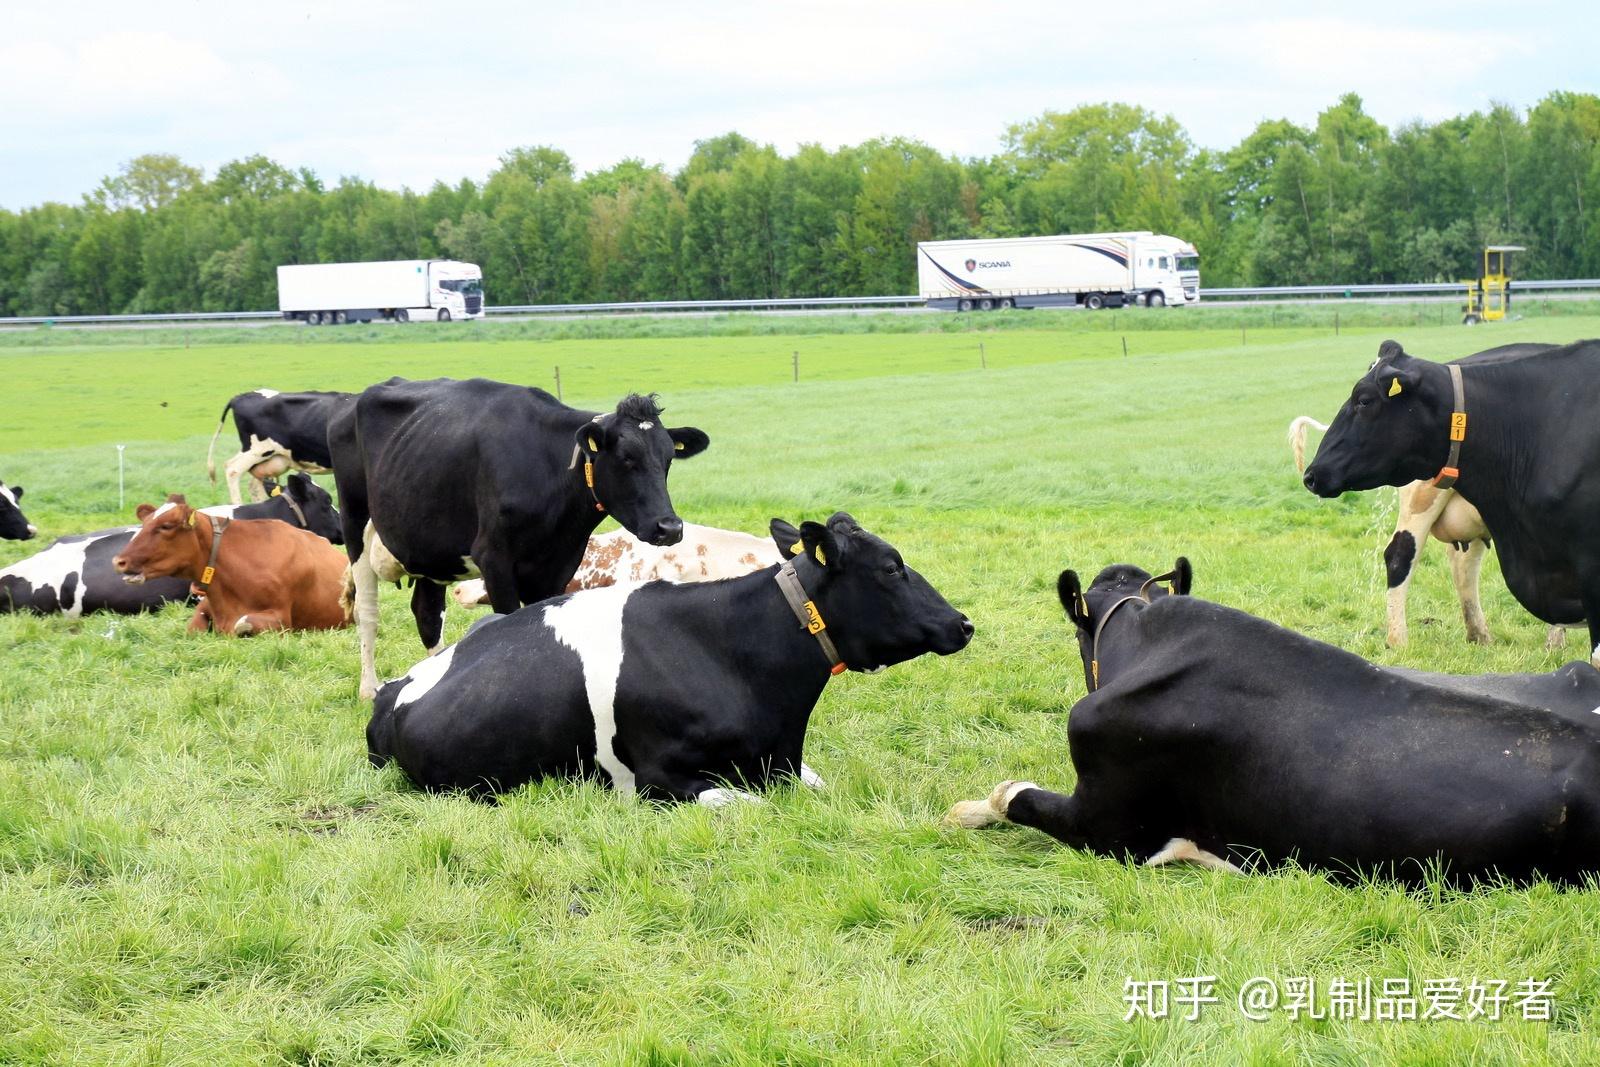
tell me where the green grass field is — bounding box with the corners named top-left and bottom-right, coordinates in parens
top-left (3, 312), bottom-right (1599, 1064)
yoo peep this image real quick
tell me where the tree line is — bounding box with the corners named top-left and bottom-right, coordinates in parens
top-left (2, 92), bottom-right (1596, 317)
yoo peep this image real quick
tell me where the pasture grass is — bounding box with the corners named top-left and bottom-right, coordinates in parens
top-left (4, 312), bottom-right (1600, 1062)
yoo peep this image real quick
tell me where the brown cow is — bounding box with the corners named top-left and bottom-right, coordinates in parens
top-left (113, 495), bottom-right (350, 635)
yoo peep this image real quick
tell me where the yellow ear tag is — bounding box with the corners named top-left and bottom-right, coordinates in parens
top-left (187, 512), bottom-right (196, 527)
top-left (587, 434), bottom-right (599, 452)
top-left (269, 486), bottom-right (282, 497)
top-left (1388, 377), bottom-right (1402, 397)
top-left (674, 441), bottom-right (686, 451)
top-left (814, 545), bottom-right (826, 565)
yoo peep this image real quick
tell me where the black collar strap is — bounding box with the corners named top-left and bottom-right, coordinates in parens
top-left (269, 485), bottom-right (308, 528)
top-left (187, 512), bottom-right (229, 594)
top-left (567, 414), bottom-right (607, 512)
top-left (774, 559), bottom-right (847, 676)
top-left (1088, 568), bottom-right (1179, 691)
top-left (1431, 363), bottom-right (1466, 490)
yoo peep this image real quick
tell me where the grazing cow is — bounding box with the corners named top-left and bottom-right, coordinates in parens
top-left (451, 523), bottom-right (781, 606)
top-left (947, 560), bottom-right (1600, 885)
top-left (0, 481), bottom-right (36, 540)
top-left (207, 388), bottom-right (355, 503)
top-left (1, 474), bottom-right (341, 617)
top-left (1303, 339), bottom-right (1600, 668)
top-left (1289, 412), bottom-right (1568, 650)
top-left (368, 513), bottom-right (974, 799)
top-left (329, 378), bottom-right (709, 698)
top-left (112, 495), bottom-right (350, 635)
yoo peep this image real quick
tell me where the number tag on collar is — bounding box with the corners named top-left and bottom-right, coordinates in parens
top-left (803, 601), bottom-right (826, 634)
top-left (201, 566), bottom-right (215, 585)
top-left (1450, 412), bottom-right (1467, 441)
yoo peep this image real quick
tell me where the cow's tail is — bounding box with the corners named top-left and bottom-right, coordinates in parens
top-left (1286, 415), bottom-right (1329, 474)
top-left (206, 399), bottom-right (235, 483)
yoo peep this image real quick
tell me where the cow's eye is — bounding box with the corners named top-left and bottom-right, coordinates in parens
top-left (1355, 395), bottom-right (1373, 410)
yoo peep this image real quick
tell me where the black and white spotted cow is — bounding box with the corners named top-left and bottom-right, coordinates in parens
top-left (0, 481), bottom-right (36, 540)
top-left (207, 388), bottom-right (355, 503)
top-left (367, 513), bottom-right (974, 801)
top-left (0, 473), bottom-right (342, 616)
top-left (948, 560), bottom-right (1600, 885)
top-left (329, 378), bottom-right (710, 699)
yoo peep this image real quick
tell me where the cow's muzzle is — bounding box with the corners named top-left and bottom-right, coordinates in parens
top-left (646, 517), bottom-right (685, 547)
top-left (1301, 467), bottom-right (1339, 498)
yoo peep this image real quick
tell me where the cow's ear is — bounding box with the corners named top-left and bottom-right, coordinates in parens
top-left (1381, 366), bottom-right (1422, 400)
top-left (136, 503), bottom-right (156, 521)
top-left (798, 520), bottom-right (843, 569)
top-left (1058, 570), bottom-right (1090, 630)
top-left (575, 419), bottom-right (612, 457)
top-left (667, 426), bottom-right (709, 459)
top-left (1376, 339), bottom-right (1406, 362)
top-left (770, 519), bottom-right (802, 560)
top-left (8, 485), bottom-right (19, 501)
top-left (166, 493), bottom-right (188, 506)
top-left (1171, 556), bottom-right (1196, 598)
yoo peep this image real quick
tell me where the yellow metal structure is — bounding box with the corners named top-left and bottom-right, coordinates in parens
top-left (1461, 245), bottom-right (1523, 324)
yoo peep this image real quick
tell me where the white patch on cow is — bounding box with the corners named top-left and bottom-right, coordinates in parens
top-left (1144, 838), bottom-right (1242, 874)
top-left (639, 420), bottom-right (654, 430)
top-left (0, 484), bottom-right (18, 509)
top-left (1590, 705), bottom-right (1600, 716)
top-left (363, 522), bottom-right (409, 583)
top-left (254, 388), bottom-right (281, 398)
top-left (944, 779), bottom-right (1038, 829)
top-left (1592, 641), bottom-right (1600, 668)
top-left (428, 600), bottom-right (447, 656)
top-left (452, 578), bottom-right (489, 607)
top-left (1, 535), bottom-right (91, 617)
top-left (696, 787), bottom-right (765, 808)
top-left (394, 643), bottom-right (459, 707)
top-left (150, 502), bottom-right (177, 520)
top-left (799, 763), bottom-right (826, 789)
top-left (543, 583), bottom-right (639, 794)
top-left (456, 555), bottom-right (481, 579)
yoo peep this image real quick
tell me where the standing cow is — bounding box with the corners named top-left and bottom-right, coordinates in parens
top-left (329, 378), bottom-right (709, 698)
top-left (1, 474), bottom-right (341, 617)
top-left (207, 389), bottom-right (355, 503)
top-left (947, 559), bottom-right (1600, 885)
top-left (1303, 339), bottom-right (1600, 668)
top-left (368, 513), bottom-right (974, 800)
top-left (0, 481), bottom-right (36, 540)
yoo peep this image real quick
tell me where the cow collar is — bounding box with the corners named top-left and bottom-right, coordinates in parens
top-left (1430, 363), bottom-right (1467, 490)
top-left (188, 511), bottom-right (229, 595)
top-left (567, 414), bottom-right (607, 513)
top-left (1087, 568), bottom-right (1180, 691)
top-left (269, 485), bottom-right (308, 528)
top-left (774, 559), bottom-right (848, 676)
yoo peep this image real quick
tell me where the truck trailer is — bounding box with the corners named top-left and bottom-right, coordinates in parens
top-left (277, 259), bottom-right (485, 325)
top-left (916, 232), bottom-right (1199, 311)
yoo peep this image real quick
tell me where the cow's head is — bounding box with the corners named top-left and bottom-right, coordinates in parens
top-left (0, 481), bottom-right (36, 540)
top-left (114, 495), bottom-right (206, 584)
top-left (1302, 340), bottom-right (1451, 497)
top-left (265, 473), bottom-right (343, 544)
top-left (574, 394), bottom-right (708, 546)
top-left (770, 512), bottom-right (973, 672)
top-left (1058, 558), bottom-right (1192, 692)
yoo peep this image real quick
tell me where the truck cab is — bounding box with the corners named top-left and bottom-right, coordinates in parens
top-left (1130, 237), bottom-right (1200, 306)
top-left (430, 261), bottom-right (485, 321)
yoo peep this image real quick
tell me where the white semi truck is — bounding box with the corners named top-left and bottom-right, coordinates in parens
top-left (916, 232), bottom-right (1199, 311)
top-left (276, 259), bottom-right (485, 325)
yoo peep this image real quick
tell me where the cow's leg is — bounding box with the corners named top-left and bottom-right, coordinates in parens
top-left (187, 603), bottom-right (212, 634)
top-left (222, 452), bottom-right (252, 505)
top-left (1383, 482), bottom-right (1450, 648)
top-left (233, 611), bottom-right (286, 637)
top-left (946, 780), bottom-right (1043, 829)
top-left (352, 549), bottom-right (383, 699)
top-left (1144, 838), bottom-right (1241, 874)
top-left (1546, 626), bottom-right (1569, 650)
top-left (695, 788), bottom-right (767, 808)
top-left (799, 763), bottom-right (826, 789)
top-left (410, 580), bottom-right (448, 654)
top-left (472, 542), bottom-right (524, 615)
top-left (1450, 539), bottom-right (1493, 645)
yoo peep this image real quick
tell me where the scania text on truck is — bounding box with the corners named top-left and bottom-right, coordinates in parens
top-left (916, 232), bottom-right (1199, 311)
top-left (277, 260), bottom-right (485, 325)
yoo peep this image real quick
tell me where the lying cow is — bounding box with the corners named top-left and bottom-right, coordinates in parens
top-left (1, 474), bottom-right (341, 617)
top-left (1, 480), bottom-right (36, 540)
top-left (948, 560), bottom-right (1600, 885)
top-left (451, 523), bottom-right (782, 606)
top-left (207, 388), bottom-right (354, 503)
top-left (113, 495), bottom-right (350, 635)
top-left (1304, 339), bottom-right (1600, 668)
top-left (330, 380), bottom-right (709, 699)
top-left (368, 513), bottom-right (974, 800)
top-left (1289, 415), bottom-right (1568, 651)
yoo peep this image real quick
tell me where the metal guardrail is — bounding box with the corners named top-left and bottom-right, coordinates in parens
top-left (1, 280), bottom-right (1597, 327)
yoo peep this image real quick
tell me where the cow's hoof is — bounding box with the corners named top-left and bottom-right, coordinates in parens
top-left (944, 780), bottom-right (1034, 829)
top-left (234, 618), bottom-right (255, 636)
top-left (799, 763), bottom-right (826, 789)
top-left (696, 788), bottom-right (765, 809)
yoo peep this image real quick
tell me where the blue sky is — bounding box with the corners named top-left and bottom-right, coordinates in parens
top-left (2, 0), bottom-right (1596, 210)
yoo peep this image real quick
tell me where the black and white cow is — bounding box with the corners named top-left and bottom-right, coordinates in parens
top-left (0, 474), bottom-right (341, 616)
top-left (329, 378), bottom-right (710, 698)
top-left (0, 481), bottom-right (36, 540)
top-left (1303, 339), bottom-right (1600, 669)
top-left (948, 561), bottom-right (1600, 885)
top-left (367, 513), bottom-right (974, 800)
top-left (207, 388), bottom-right (355, 503)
